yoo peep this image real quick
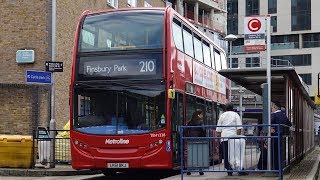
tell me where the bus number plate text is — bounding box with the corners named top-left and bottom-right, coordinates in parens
top-left (107, 163), bottom-right (129, 168)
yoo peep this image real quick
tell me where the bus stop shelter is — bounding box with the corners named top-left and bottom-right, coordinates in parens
top-left (219, 67), bottom-right (316, 165)
top-left (219, 67), bottom-right (314, 107)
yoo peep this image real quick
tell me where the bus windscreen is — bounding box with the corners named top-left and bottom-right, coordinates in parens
top-left (79, 10), bottom-right (164, 52)
top-left (73, 82), bottom-right (166, 135)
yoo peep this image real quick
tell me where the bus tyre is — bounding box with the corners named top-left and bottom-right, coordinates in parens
top-left (102, 169), bottom-right (117, 176)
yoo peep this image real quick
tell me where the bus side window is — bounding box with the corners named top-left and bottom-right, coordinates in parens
top-left (196, 98), bottom-right (205, 124)
top-left (182, 25), bottom-right (194, 58)
top-left (206, 101), bottom-right (213, 125)
top-left (186, 95), bottom-right (196, 124)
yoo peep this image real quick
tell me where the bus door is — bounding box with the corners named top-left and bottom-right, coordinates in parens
top-left (170, 92), bottom-right (184, 167)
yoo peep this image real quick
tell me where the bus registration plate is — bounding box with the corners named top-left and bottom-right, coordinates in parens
top-left (107, 163), bottom-right (129, 168)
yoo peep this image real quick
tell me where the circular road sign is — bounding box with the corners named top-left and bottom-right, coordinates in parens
top-left (247, 18), bottom-right (262, 32)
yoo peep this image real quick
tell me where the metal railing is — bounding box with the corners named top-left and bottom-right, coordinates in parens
top-left (231, 42), bottom-right (299, 54)
top-left (228, 58), bottom-right (293, 69)
top-left (33, 129), bottom-right (71, 167)
top-left (271, 42), bottom-right (299, 50)
top-left (303, 41), bottom-right (320, 48)
top-left (180, 124), bottom-right (292, 180)
top-left (271, 58), bottom-right (294, 67)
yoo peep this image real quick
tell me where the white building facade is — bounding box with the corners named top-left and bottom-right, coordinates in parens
top-left (228, 0), bottom-right (320, 99)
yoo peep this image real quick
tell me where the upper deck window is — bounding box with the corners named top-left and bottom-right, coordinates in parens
top-left (183, 26), bottom-right (194, 58)
top-left (79, 10), bottom-right (164, 52)
top-left (214, 50), bottom-right (221, 71)
top-left (128, 0), bottom-right (137, 7)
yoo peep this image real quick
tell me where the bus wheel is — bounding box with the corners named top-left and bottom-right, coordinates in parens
top-left (101, 169), bottom-right (117, 176)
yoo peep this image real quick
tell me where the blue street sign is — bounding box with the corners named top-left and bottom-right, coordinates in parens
top-left (26, 70), bottom-right (52, 84)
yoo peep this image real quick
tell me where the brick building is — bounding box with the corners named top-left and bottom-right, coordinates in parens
top-left (0, 0), bottom-right (165, 135)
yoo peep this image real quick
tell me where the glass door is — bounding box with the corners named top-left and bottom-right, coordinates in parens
top-left (171, 92), bottom-right (184, 166)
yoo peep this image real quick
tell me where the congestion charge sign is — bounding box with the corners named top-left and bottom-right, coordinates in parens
top-left (244, 16), bottom-right (266, 52)
top-left (82, 59), bottom-right (157, 77)
top-left (247, 18), bottom-right (262, 32)
top-left (244, 17), bottom-right (265, 34)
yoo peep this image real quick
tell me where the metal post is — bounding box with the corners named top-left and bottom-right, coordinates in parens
top-left (49, 0), bottom-right (56, 168)
top-left (229, 41), bottom-right (233, 68)
top-left (266, 16), bottom-right (272, 171)
top-left (277, 125), bottom-right (283, 180)
top-left (317, 73), bottom-right (320, 97)
top-left (180, 127), bottom-right (184, 180)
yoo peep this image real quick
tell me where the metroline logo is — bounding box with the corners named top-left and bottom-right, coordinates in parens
top-left (105, 138), bottom-right (130, 145)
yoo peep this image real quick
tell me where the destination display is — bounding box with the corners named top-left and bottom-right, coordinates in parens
top-left (77, 53), bottom-right (162, 80)
top-left (83, 59), bottom-right (156, 76)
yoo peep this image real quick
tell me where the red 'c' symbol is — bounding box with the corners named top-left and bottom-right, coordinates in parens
top-left (248, 18), bottom-right (261, 32)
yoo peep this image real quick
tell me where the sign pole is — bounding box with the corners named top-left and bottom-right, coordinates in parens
top-left (266, 15), bottom-right (272, 171)
top-left (49, 0), bottom-right (56, 168)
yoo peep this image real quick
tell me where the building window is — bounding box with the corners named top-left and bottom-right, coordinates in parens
top-left (128, 0), bottom-right (137, 7)
top-left (227, 16), bottom-right (238, 35)
top-left (246, 0), bottom-right (259, 16)
top-left (268, 0), bottom-right (277, 14)
top-left (107, 0), bottom-right (118, 8)
top-left (227, 0), bottom-right (238, 15)
top-left (271, 16), bottom-right (277, 32)
top-left (291, 0), bottom-right (311, 31)
top-left (231, 58), bottom-right (238, 68)
top-left (227, 0), bottom-right (238, 34)
top-left (246, 57), bottom-right (260, 67)
top-left (233, 38), bottom-right (244, 46)
top-left (271, 54), bottom-right (311, 66)
top-left (271, 34), bottom-right (299, 48)
top-left (303, 33), bottom-right (320, 48)
top-left (298, 74), bottom-right (312, 85)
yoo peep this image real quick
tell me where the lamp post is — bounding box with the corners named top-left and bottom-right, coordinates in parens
top-left (225, 34), bottom-right (238, 103)
top-left (225, 34), bottom-right (238, 68)
top-left (49, 0), bottom-right (56, 168)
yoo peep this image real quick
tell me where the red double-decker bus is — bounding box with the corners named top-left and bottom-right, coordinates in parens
top-left (70, 7), bottom-right (230, 174)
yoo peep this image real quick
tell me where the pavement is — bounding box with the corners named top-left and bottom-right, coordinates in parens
top-left (0, 147), bottom-right (319, 179)
top-left (163, 147), bottom-right (320, 180)
top-left (0, 165), bottom-right (101, 177)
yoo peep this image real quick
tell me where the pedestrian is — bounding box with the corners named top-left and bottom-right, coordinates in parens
top-left (216, 102), bottom-right (248, 176)
top-left (270, 103), bottom-right (292, 170)
top-left (186, 109), bottom-right (205, 176)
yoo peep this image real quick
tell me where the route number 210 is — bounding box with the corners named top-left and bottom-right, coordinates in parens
top-left (139, 60), bottom-right (155, 73)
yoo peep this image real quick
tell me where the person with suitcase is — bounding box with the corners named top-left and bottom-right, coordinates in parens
top-left (216, 103), bottom-right (248, 176)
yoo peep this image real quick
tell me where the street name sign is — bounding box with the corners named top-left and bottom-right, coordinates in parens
top-left (26, 70), bottom-right (52, 84)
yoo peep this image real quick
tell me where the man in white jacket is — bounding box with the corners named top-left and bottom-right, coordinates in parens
top-left (216, 103), bottom-right (248, 176)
